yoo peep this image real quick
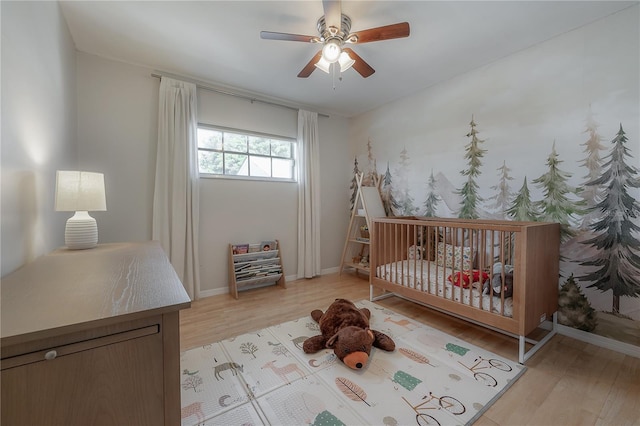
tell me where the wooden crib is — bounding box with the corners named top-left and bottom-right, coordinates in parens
top-left (369, 216), bottom-right (560, 363)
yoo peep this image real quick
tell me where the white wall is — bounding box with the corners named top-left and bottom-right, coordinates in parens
top-left (76, 53), bottom-right (159, 244)
top-left (75, 53), bottom-right (351, 296)
top-left (1, 1), bottom-right (78, 276)
top-left (196, 88), bottom-right (352, 295)
top-left (197, 91), bottom-right (300, 294)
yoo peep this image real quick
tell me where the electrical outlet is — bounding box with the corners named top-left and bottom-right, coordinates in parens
top-left (539, 313), bottom-right (546, 323)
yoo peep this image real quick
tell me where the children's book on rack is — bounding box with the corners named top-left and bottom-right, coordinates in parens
top-left (228, 239), bottom-right (286, 299)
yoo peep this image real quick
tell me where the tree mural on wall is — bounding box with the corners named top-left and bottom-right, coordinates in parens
top-left (457, 116), bottom-right (487, 219)
top-left (382, 163), bottom-right (399, 217)
top-left (423, 171), bottom-right (441, 217)
top-left (507, 177), bottom-right (540, 221)
top-left (395, 147), bottom-right (417, 216)
top-left (577, 110), bottom-right (607, 230)
top-left (558, 274), bottom-right (597, 332)
top-left (532, 142), bottom-right (580, 242)
top-left (362, 139), bottom-right (379, 187)
top-left (578, 124), bottom-right (640, 315)
top-left (354, 104), bottom-right (640, 344)
top-left (349, 158), bottom-right (361, 213)
top-left (487, 161), bottom-right (514, 219)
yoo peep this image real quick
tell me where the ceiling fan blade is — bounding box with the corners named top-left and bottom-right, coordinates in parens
top-left (260, 31), bottom-right (317, 43)
top-left (353, 22), bottom-right (410, 43)
top-left (343, 48), bottom-right (375, 78)
top-left (322, 0), bottom-right (342, 29)
top-left (298, 50), bottom-right (323, 78)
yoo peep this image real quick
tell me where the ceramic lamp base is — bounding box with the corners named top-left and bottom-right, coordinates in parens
top-left (65, 211), bottom-right (98, 250)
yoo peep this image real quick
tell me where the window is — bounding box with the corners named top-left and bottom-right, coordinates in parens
top-left (197, 125), bottom-right (296, 181)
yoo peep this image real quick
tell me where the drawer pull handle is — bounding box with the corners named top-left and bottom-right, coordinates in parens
top-left (44, 350), bottom-right (57, 360)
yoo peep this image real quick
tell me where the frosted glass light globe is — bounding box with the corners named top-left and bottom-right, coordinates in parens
top-left (322, 39), bottom-right (341, 63)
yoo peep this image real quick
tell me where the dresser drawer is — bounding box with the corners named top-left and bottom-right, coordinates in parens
top-left (1, 324), bottom-right (159, 370)
top-left (1, 323), bottom-right (164, 425)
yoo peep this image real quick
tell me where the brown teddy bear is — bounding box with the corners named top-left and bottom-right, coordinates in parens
top-left (302, 299), bottom-right (395, 369)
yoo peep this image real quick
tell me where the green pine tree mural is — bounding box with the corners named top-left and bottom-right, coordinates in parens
top-left (558, 274), bottom-right (598, 332)
top-left (423, 170), bottom-right (441, 217)
top-left (349, 157), bottom-right (360, 214)
top-left (532, 142), bottom-right (580, 242)
top-left (487, 160), bottom-right (514, 219)
top-left (363, 138), bottom-right (379, 187)
top-left (457, 115), bottom-right (487, 219)
top-left (395, 147), bottom-right (417, 215)
top-left (382, 163), bottom-right (399, 216)
top-left (507, 177), bottom-right (540, 221)
top-left (578, 124), bottom-right (640, 314)
top-left (577, 110), bottom-right (607, 230)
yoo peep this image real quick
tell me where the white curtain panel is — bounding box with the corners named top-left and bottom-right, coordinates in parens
top-left (297, 110), bottom-right (322, 278)
top-left (153, 77), bottom-right (201, 299)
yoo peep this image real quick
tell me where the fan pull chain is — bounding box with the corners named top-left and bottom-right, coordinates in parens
top-left (332, 63), bottom-right (337, 90)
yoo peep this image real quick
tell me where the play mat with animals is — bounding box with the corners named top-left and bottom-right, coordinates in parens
top-left (180, 299), bottom-right (525, 425)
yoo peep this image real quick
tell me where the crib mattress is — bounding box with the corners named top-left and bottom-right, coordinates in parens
top-left (375, 260), bottom-right (513, 317)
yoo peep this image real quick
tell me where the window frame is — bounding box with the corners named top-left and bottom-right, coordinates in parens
top-left (197, 123), bottom-right (297, 182)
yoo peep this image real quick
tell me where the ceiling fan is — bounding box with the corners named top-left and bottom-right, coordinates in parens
top-left (260, 0), bottom-right (410, 78)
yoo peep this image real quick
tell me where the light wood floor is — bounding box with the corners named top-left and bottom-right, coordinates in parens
top-left (180, 273), bottom-right (640, 426)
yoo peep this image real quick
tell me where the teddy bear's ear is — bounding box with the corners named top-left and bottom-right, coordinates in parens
top-left (326, 332), bottom-right (339, 348)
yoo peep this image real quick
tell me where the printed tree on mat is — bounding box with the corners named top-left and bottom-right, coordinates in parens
top-left (457, 116), bottom-right (486, 219)
top-left (578, 124), bottom-right (640, 314)
top-left (181, 374), bottom-right (203, 392)
top-left (313, 411), bottom-right (345, 426)
top-left (577, 110), bottom-right (607, 230)
top-left (240, 342), bottom-right (259, 358)
top-left (423, 170), bottom-right (441, 217)
top-left (487, 161), bottom-right (514, 219)
top-left (507, 177), bottom-right (539, 222)
top-left (532, 142), bottom-right (580, 243)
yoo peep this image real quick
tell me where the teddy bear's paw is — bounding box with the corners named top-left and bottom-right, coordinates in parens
top-left (302, 335), bottom-right (326, 354)
top-left (372, 330), bottom-right (396, 351)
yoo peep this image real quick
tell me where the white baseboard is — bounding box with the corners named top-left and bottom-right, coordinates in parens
top-left (197, 287), bottom-right (228, 299)
top-left (557, 324), bottom-right (640, 358)
top-left (197, 270), bottom-right (338, 300)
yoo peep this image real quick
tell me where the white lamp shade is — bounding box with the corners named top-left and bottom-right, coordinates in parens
top-left (314, 56), bottom-right (332, 74)
top-left (338, 51), bottom-right (355, 72)
top-left (55, 171), bottom-right (106, 212)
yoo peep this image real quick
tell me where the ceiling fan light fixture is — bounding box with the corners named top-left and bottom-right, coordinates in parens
top-left (321, 39), bottom-right (342, 63)
top-left (314, 56), bottom-right (332, 73)
top-left (338, 51), bottom-right (355, 72)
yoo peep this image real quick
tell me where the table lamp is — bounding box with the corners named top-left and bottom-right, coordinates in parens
top-left (55, 170), bottom-right (107, 249)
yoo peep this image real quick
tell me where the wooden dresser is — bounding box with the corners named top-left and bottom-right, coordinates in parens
top-left (1, 242), bottom-right (191, 425)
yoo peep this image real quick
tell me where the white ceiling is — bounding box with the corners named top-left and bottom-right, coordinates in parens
top-left (59, 1), bottom-right (636, 117)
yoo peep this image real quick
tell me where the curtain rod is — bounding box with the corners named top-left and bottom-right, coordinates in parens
top-left (151, 73), bottom-right (329, 118)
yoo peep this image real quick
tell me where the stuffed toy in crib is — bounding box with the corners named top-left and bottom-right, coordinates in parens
top-left (448, 269), bottom-right (489, 288)
top-left (483, 262), bottom-right (514, 298)
top-left (302, 299), bottom-right (395, 370)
